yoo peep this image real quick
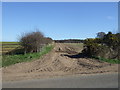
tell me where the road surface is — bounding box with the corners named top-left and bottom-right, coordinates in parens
top-left (2, 73), bottom-right (118, 88)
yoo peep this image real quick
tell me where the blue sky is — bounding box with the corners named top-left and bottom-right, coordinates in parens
top-left (2, 2), bottom-right (118, 41)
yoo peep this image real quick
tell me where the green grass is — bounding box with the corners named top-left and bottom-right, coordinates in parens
top-left (2, 44), bottom-right (54, 67)
top-left (93, 56), bottom-right (120, 64)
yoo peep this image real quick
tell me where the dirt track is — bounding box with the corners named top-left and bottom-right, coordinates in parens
top-left (2, 43), bottom-right (118, 81)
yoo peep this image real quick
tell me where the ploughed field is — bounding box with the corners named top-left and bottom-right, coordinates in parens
top-left (2, 43), bottom-right (118, 81)
top-left (1, 42), bottom-right (20, 54)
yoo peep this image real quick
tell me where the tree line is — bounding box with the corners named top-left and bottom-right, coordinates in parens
top-left (54, 39), bottom-right (84, 43)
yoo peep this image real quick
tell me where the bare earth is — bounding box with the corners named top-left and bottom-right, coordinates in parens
top-left (2, 43), bottom-right (118, 81)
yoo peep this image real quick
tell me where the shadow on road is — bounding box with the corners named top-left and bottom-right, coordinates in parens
top-left (61, 53), bottom-right (87, 58)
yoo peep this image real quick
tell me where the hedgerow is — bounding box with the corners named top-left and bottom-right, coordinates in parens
top-left (83, 32), bottom-right (120, 60)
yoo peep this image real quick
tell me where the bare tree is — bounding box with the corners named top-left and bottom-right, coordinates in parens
top-left (19, 31), bottom-right (45, 54)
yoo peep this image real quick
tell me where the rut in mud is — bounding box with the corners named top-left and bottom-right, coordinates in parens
top-left (2, 43), bottom-right (118, 81)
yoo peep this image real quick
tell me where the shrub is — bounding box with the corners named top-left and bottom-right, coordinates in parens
top-left (19, 31), bottom-right (45, 54)
top-left (83, 32), bottom-right (120, 60)
top-left (97, 32), bottom-right (106, 38)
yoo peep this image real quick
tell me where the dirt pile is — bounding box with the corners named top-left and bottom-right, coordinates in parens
top-left (2, 43), bottom-right (118, 81)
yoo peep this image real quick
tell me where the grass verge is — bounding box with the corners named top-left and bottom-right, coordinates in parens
top-left (2, 44), bottom-right (54, 67)
top-left (93, 56), bottom-right (120, 64)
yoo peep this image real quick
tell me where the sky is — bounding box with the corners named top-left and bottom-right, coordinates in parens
top-left (2, 2), bottom-right (118, 41)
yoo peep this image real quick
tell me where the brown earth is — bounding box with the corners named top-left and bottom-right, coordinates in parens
top-left (2, 43), bottom-right (118, 81)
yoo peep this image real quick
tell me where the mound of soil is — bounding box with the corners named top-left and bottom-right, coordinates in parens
top-left (2, 43), bottom-right (118, 81)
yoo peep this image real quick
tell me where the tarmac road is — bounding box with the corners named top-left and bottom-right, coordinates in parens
top-left (2, 73), bottom-right (118, 88)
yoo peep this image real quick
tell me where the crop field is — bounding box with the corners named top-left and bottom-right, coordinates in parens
top-left (0, 42), bottom-right (20, 54)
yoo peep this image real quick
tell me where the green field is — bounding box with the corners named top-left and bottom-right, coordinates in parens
top-left (64, 43), bottom-right (83, 47)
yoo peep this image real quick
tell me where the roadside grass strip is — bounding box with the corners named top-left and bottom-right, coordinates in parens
top-left (93, 56), bottom-right (120, 64)
top-left (2, 44), bottom-right (54, 67)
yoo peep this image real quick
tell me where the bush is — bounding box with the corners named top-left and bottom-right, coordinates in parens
top-left (83, 32), bottom-right (120, 60)
top-left (20, 31), bottom-right (45, 54)
top-left (97, 32), bottom-right (106, 38)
